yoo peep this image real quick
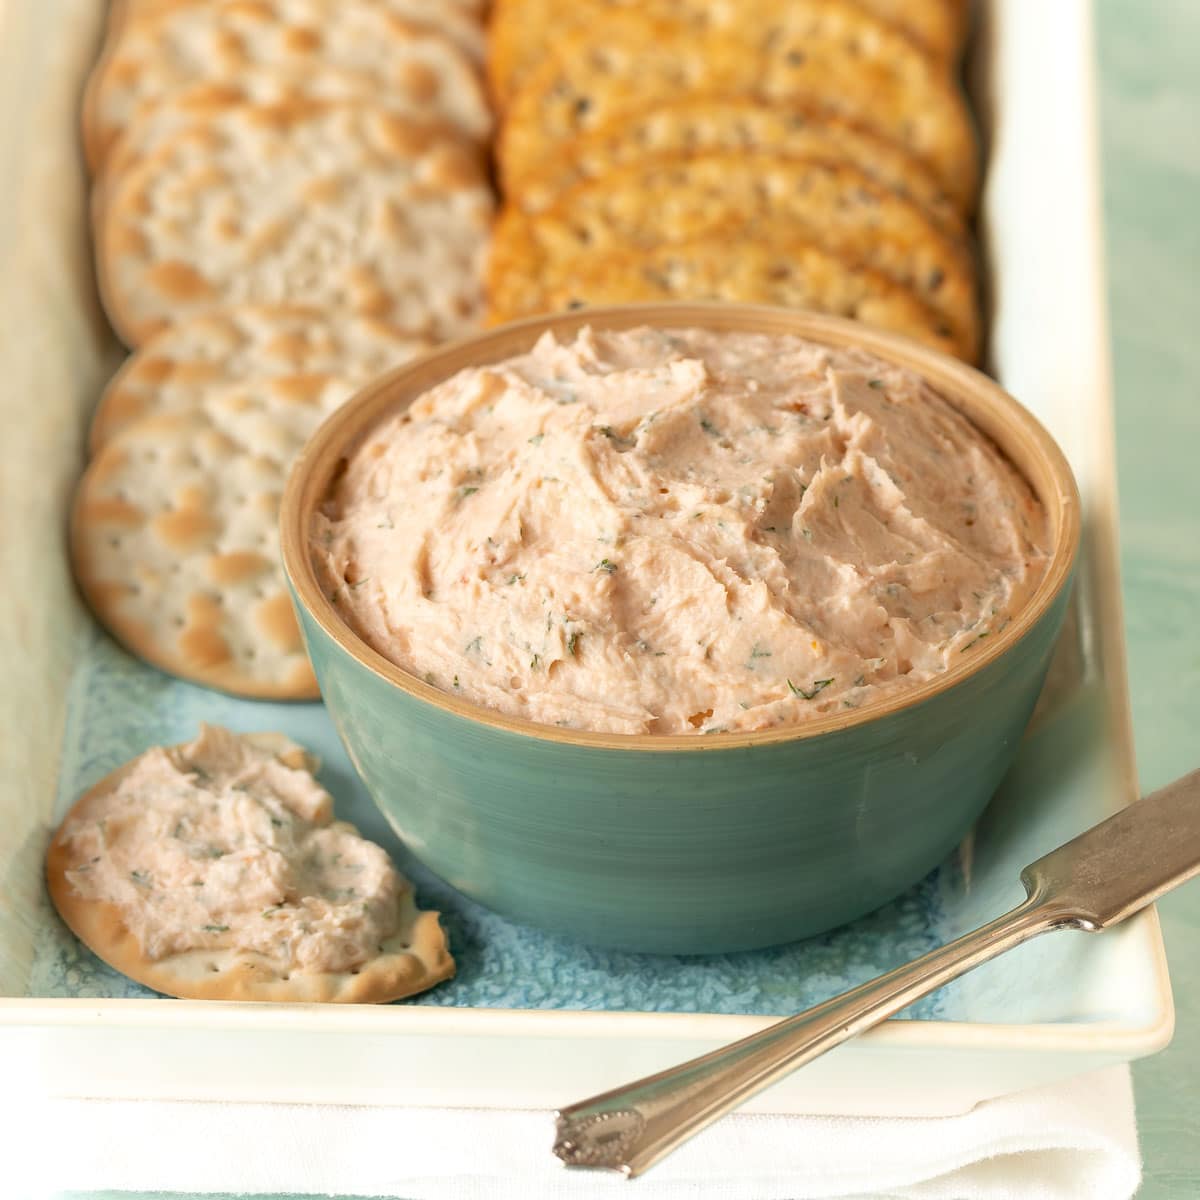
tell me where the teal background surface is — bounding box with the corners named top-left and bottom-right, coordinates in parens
top-left (33, 0), bottom-right (1200, 1193)
top-left (1099, 0), bottom-right (1200, 1194)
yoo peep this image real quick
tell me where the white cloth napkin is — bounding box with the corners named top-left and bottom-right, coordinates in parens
top-left (8, 1066), bottom-right (1139, 1200)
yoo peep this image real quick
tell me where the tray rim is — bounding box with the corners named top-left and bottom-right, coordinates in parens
top-left (0, 0), bottom-right (1174, 1084)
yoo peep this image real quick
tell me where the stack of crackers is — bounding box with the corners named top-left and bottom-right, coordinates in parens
top-left (486, 0), bottom-right (980, 363)
top-left (72, 0), bottom-right (494, 699)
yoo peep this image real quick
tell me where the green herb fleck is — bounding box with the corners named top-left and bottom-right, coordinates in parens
top-left (507, 573), bottom-right (525, 585)
top-left (262, 906), bottom-right (283, 918)
top-left (459, 485), bottom-right (479, 498)
top-left (788, 677), bottom-right (834, 700)
top-left (376, 515), bottom-right (394, 530)
top-left (349, 578), bottom-right (369, 590)
top-left (567, 631), bottom-right (580, 656)
top-left (202, 924), bottom-right (229, 934)
top-left (465, 635), bottom-right (483, 655)
top-left (961, 632), bottom-right (991, 652)
top-left (129, 870), bottom-right (152, 888)
top-left (595, 558), bottom-right (617, 574)
top-left (453, 675), bottom-right (461, 688)
top-left (868, 379), bottom-right (886, 390)
top-left (749, 643), bottom-right (772, 660)
top-left (530, 653), bottom-right (541, 669)
top-left (833, 495), bottom-right (840, 508)
top-left (528, 432), bottom-right (545, 445)
top-left (699, 417), bottom-right (719, 436)
top-left (801, 527), bottom-right (814, 541)
top-left (853, 674), bottom-right (865, 687)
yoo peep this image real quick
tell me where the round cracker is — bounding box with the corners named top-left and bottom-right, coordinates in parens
top-left (46, 727), bottom-right (455, 1003)
top-left (497, 8), bottom-right (978, 212)
top-left (84, 0), bottom-right (489, 171)
top-left (488, 0), bottom-right (969, 106)
top-left (488, 236), bottom-right (965, 360)
top-left (511, 97), bottom-right (965, 238)
top-left (95, 100), bottom-right (493, 347)
top-left (487, 154), bottom-right (980, 360)
top-left (72, 408), bottom-right (321, 699)
top-left (89, 305), bottom-right (432, 453)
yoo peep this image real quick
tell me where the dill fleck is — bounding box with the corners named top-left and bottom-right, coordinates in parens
top-left (459, 485), bottom-right (479, 498)
top-left (961, 632), bottom-right (991, 652)
top-left (129, 870), bottom-right (152, 888)
top-left (749, 643), bottom-right (772, 660)
top-left (699, 417), bottom-right (719, 436)
top-left (853, 674), bottom-right (865, 687)
top-left (530, 653), bottom-right (541, 669)
top-left (567, 631), bottom-right (580, 656)
top-left (453, 675), bottom-right (461, 688)
top-left (376, 515), bottom-right (394, 530)
top-left (262, 906), bottom-right (282, 918)
top-left (507, 573), bottom-right (525, 585)
top-left (348, 578), bottom-right (369, 590)
top-left (465, 635), bottom-right (483, 655)
top-left (595, 558), bottom-right (617, 574)
top-left (788, 678), bottom-right (834, 700)
top-left (528, 432), bottom-right (545, 445)
top-left (202, 924), bottom-right (229, 934)
top-left (868, 379), bottom-right (886, 390)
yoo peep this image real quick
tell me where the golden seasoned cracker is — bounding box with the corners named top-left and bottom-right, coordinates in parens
top-left (46, 725), bottom-right (454, 1003)
top-left (488, 155), bottom-right (979, 359)
top-left (488, 236), bottom-right (965, 360)
top-left (95, 101), bottom-right (492, 346)
top-left (72, 409), bottom-right (320, 699)
top-left (512, 98), bottom-right (965, 238)
top-left (489, 0), bottom-right (969, 106)
top-left (89, 305), bottom-right (432, 453)
top-left (84, 0), bottom-right (490, 171)
top-left (497, 8), bottom-right (977, 211)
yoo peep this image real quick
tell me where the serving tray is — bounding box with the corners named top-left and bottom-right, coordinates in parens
top-left (0, 0), bottom-right (1172, 1117)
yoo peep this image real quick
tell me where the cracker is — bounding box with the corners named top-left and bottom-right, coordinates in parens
top-left (84, 0), bottom-right (490, 171)
top-left (89, 305), bottom-right (432, 453)
top-left (112, 0), bottom-right (487, 59)
top-left (489, 0), bottom-right (969, 107)
top-left (487, 155), bottom-right (979, 359)
top-left (71, 408), bottom-right (321, 698)
top-left (95, 101), bottom-right (493, 346)
top-left (488, 236), bottom-right (964, 359)
top-left (513, 98), bottom-right (964, 237)
top-left (46, 725), bottom-right (455, 1003)
top-left (497, 8), bottom-right (977, 211)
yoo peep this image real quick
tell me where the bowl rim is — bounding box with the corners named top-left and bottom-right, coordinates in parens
top-left (280, 303), bottom-right (1082, 753)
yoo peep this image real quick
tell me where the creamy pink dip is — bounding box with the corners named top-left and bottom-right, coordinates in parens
top-left (61, 725), bottom-right (403, 970)
top-left (312, 327), bottom-right (1050, 735)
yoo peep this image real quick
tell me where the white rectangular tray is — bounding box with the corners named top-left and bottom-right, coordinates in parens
top-left (0, 0), bottom-right (1172, 1118)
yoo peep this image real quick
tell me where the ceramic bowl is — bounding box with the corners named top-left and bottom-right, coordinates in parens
top-left (280, 305), bottom-right (1080, 955)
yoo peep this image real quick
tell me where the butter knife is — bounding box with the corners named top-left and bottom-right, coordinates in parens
top-left (553, 768), bottom-right (1200, 1178)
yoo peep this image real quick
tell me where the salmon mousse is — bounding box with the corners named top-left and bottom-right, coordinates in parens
top-left (311, 327), bottom-right (1051, 736)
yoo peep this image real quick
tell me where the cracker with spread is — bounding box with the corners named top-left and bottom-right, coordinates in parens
top-left (46, 725), bottom-right (454, 1003)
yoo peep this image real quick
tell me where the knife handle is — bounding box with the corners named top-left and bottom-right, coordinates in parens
top-left (553, 893), bottom-right (1076, 1178)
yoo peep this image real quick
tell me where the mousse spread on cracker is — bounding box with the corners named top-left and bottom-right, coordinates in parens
top-left (46, 725), bottom-right (454, 1002)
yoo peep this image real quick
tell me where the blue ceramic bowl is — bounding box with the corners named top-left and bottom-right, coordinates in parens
top-left (280, 306), bottom-right (1080, 954)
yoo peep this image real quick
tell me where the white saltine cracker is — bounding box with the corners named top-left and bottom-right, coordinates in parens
top-left (107, 0), bottom-right (486, 61)
top-left (45, 726), bottom-right (456, 1003)
top-left (89, 305), bottom-right (433, 453)
top-left (72, 408), bottom-right (320, 699)
top-left (84, 0), bottom-right (490, 171)
top-left (95, 101), bottom-right (493, 346)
